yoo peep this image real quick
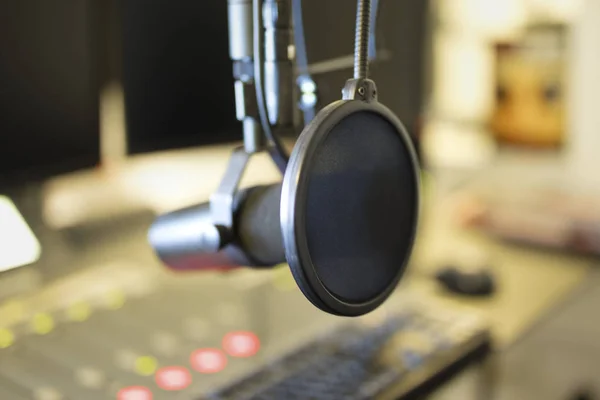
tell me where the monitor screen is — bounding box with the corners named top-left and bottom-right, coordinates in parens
top-left (122, 0), bottom-right (240, 155)
top-left (0, 0), bottom-right (102, 189)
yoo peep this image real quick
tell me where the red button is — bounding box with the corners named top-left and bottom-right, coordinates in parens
top-left (190, 348), bottom-right (227, 373)
top-left (117, 386), bottom-right (153, 400)
top-left (222, 331), bottom-right (260, 358)
top-left (155, 366), bottom-right (192, 391)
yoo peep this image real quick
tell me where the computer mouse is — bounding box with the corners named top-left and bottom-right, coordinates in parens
top-left (570, 387), bottom-right (596, 400)
top-left (435, 266), bottom-right (496, 297)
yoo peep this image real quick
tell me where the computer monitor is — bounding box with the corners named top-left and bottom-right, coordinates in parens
top-left (0, 0), bottom-right (102, 190)
top-left (122, 0), bottom-right (240, 155)
top-left (121, 0), bottom-right (429, 155)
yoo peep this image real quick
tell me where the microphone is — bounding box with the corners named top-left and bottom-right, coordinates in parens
top-left (149, 184), bottom-right (285, 271)
top-left (149, 91), bottom-right (421, 317)
top-left (148, 0), bottom-right (420, 316)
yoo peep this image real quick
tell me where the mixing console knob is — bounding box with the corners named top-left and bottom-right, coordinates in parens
top-left (117, 386), bottom-right (153, 400)
top-left (75, 367), bottom-right (105, 390)
top-left (151, 332), bottom-right (181, 357)
top-left (115, 349), bottom-right (139, 371)
top-left (34, 387), bottom-right (64, 400)
top-left (216, 302), bottom-right (247, 327)
top-left (183, 317), bottom-right (209, 342)
top-left (155, 366), bottom-right (192, 391)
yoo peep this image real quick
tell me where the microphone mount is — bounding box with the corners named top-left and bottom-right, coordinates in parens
top-left (220, 0), bottom-right (377, 233)
top-left (214, 0), bottom-right (294, 245)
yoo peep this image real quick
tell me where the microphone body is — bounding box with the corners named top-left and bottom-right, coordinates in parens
top-left (263, 0), bottom-right (294, 128)
top-left (149, 184), bottom-right (285, 271)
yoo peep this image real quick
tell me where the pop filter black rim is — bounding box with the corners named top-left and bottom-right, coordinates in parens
top-left (281, 99), bottom-right (420, 316)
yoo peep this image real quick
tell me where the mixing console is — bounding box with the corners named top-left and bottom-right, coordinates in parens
top-left (0, 263), bottom-right (491, 400)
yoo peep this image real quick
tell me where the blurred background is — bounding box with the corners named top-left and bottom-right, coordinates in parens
top-left (0, 0), bottom-right (599, 399)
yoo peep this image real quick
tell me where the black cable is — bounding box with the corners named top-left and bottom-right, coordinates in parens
top-left (253, 0), bottom-right (289, 173)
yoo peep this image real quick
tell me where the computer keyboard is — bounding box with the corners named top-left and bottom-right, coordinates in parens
top-left (212, 305), bottom-right (491, 400)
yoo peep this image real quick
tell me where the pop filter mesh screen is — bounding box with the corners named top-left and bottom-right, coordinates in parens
top-left (304, 111), bottom-right (417, 303)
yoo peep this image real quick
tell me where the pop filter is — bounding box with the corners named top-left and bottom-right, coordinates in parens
top-left (281, 84), bottom-right (420, 316)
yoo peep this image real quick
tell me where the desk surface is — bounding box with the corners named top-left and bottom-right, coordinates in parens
top-left (39, 145), bottom-right (594, 349)
top-left (408, 183), bottom-right (591, 348)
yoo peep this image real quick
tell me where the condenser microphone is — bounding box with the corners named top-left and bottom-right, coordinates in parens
top-left (149, 0), bottom-right (420, 316)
